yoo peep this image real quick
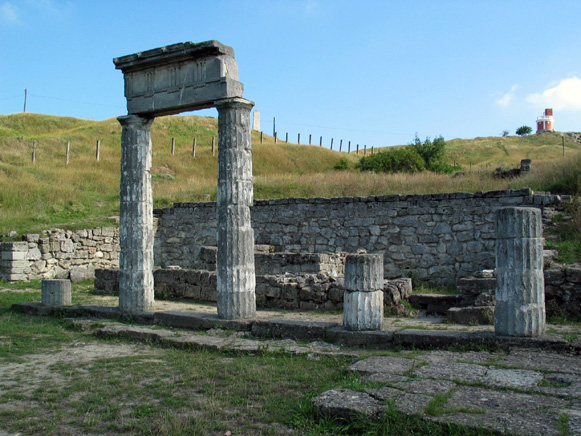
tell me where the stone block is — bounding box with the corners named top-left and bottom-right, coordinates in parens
top-left (41, 279), bottom-right (72, 306)
top-left (447, 306), bottom-right (494, 325)
top-left (114, 41), bottom-right (244, 117)
top-left (343, 290), bottom-right (383, 331)
top-left (344, 253), bottom-right (383, 291)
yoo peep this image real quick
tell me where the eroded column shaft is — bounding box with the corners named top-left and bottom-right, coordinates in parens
top-left (215, 98), bottom-right (256, 319)
top-left (118, 115), bottom-right (155, 314)
top-left (495, 207), bottom-right (545, 336)
top-left (343, 253), bottom-right (384, 331)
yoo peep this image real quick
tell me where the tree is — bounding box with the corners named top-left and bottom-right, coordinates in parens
top-left (516, 125), bottom-right (532, 136)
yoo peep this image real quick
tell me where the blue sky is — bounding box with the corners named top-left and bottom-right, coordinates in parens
top-left (1, 0), bottom-right (580, 149)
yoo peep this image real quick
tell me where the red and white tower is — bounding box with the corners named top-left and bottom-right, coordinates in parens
top-left (536, 108), bottom-right (554, 133)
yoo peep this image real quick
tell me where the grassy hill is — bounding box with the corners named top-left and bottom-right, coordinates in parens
top-left (0, 112), bottom-right (580, 236)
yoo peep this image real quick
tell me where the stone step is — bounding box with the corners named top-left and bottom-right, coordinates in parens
top-left (408, 293), bottom-right (462, 315)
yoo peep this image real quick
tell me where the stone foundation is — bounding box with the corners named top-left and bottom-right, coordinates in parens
top-left (95, 268), bottom-right (413, 312)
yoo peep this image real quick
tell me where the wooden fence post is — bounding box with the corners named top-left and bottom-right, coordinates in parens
top-left (96, 140), bottom-right (101, 161)
top-left (309, 134), bottom-right (312, 145)
top-left (364, 144), bottom-right (367, 155)
top-left (171, 137), bottom-right (176, 155)
top-left (339, 139), bottom-right (343, 152)
top-left (298, 133), bottom-right (301, 145)
top-left (320, 136), bottom-right (323, 147)
top-left (330, 138), bottom-right (334, 150)
top-left (356, 144), bottom-right (359, 154)
top-left (348, 141), bottom-right (351, 154)
top-left (66, 141), bottom-right (70, 165)
top-left (260, 132), bottom-right (263, 144)
top-left (192, 138), bottom-right (197, 157)
top-left (32, 140), bottom-right (37, 164)
top-left (285, 132), bottom-right (288, 143)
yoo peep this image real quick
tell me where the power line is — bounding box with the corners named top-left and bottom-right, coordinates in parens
top-left (29, 93), bottom-right (125, 109)
top-left (277, 120), bottom-right (412, 137)
top-left (0, 95), bottom-right (22, 103)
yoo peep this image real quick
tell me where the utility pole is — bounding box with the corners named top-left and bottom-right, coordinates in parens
top-left (23, 88), bottom-right (27, 113)
top-left (273, 117), bottom-right (276, 137)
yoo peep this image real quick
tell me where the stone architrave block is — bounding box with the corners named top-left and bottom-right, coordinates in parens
top-left (114, 41), bottom-right (244, 117)
top-left (41, 279), bottom-right (72, 306)
top-left (344, 253), bottom-right (383, 292)
top-left (495, 207), bottom-right (545, 337)
top-left (343, 290), bottom-right (384, 331)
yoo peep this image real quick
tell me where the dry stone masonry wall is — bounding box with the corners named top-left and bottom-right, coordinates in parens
top-left (0, 227), bottom-right (119, 282)
top-left (154, 189), bottom-right (564, 286)
top-left (1, 191), bottom-right (567, 288)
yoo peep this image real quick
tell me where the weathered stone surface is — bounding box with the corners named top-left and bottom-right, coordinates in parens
top-left (348, 356), bottom-right (415, 375)
top-left (343, 290), bottom-right (383, 331)
top-left (113, 41), bottom-right (244, 116)
top-left (118, 115), bottom-right (155, 314)
top-left (215, 98), bottom-right (256, 320)
top-left (495, 207), bottom-right (545, 336)
top-left (250, 319), bottom-right (339, 340)
top-left (154, 190), bottom-right (563, 287)
top-left (312, 388), bottom-right (384, 419)
top-left (69, 266), bottom-right (95, 283)
top-left (344, 253), bottom-right (384, 291)
top-left (408, 293), bottom-right (462, 314)
top-left (41, 279), bottom-right (72, 306)
top-left (447, 306), bottom-right (494, 325)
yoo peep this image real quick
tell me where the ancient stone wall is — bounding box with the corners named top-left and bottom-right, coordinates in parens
top-left (94, 267), bottom-right (413, 312)
top-left (154, 189), bottom-right (564, 286)
top-left (0, 227), bottom-right (120, 282)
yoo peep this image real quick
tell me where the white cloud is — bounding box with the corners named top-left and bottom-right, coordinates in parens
top-left (494, 84), bottom-right (518, 107)
top-left (304, 0), bottom-right (318, 14)
top-left (526, 76), bottom-right (581, 111)
top-left (0, 2), bottom-right (20, 24)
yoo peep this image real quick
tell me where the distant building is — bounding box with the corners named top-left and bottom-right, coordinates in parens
top-left (536, 108), bottom-right (554, 133)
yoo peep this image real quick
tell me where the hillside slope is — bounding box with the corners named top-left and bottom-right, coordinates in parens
top-left (0, 113), bottom-right (579, 235)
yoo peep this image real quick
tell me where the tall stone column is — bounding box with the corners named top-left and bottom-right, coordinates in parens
top-left (118, 115), bottom-right (155, 314)
top-left (215, 98), bottom-right (256, 319)
top-left (495, 207), bottom-right (545, 336)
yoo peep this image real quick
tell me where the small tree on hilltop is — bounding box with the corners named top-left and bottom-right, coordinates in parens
top-left (516, 125), bottom-right (532, 136)
top-left (409, 135), bottom-right (455, 173)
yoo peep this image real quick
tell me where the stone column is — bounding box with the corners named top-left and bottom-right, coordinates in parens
top-left (343, 253), bottom-right (384, 331)
top-left (42, 279), bottom-right (72, 306)
top-left (495, 207), bottom-right (545, 336)
top-left (215, 98), bottom-right (256, 319)
top-left (118, 115), bottom-right (155, 314)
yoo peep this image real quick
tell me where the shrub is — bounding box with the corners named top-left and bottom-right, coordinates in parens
top-left (333, 158), bottom-right (350, 171)
top-left (408, 135), bottom-right (456, 173)
top-left (355, 147), bottom-right (425, 173)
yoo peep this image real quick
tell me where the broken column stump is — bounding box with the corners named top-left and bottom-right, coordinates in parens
top-left (343, 253), bottom-right (384, 331)
top-left (495, 207), bottom-right (545, 336)
top-left (41, 279), bottom-right (72, 306)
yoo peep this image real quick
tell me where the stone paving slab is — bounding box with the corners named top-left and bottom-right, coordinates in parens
top-left (72, 320), bottom-right (357, 358)
top-left (12, 302), bottom-right (580, 353)
top-left (314, 348), bottom-right (581, 436)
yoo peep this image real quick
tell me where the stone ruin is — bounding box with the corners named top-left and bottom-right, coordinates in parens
top-left (24, 38), bottom-right (567, 337)
top-left (113, 41), bottom-right (255, 319)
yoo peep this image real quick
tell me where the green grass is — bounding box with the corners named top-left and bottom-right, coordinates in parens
top-left (1, 113), bottom-right (580, 238)
top-left (0, 287), bottom-right (507, 436)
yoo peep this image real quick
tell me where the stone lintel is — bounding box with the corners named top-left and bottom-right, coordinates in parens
top-left (113, 40), bottom-right (234, 71)
top-left (114, 41), bottom-right (244, 117)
